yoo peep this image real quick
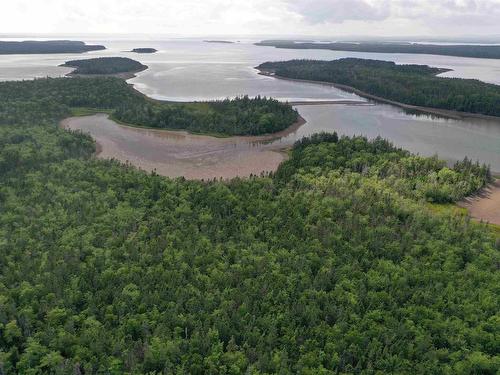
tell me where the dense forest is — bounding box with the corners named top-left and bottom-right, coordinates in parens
top-left (0, 67), bottom-right (498, 373)
top-left (0, 77), bottom-right (298, 136)
top-left (258, 58), bottom-right (500, 117)
top-left (0, 116), bottom-right (498, 373)
top-left (256, 40), bottom-right (500, 59)
top-left (61, 57), bottom-right (148, 75)
top-left (0, 40), bottom-right (105, 54)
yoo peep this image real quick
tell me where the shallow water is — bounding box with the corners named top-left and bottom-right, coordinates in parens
top-left (4, 37), bottom-right (500, 173)
top-left (292, 105), bottom-right (500, 172)
top-left (61, 114), bottom-right (290, 180)
top-left (62, 103), bottom-right (500, 179)
top-left (3, 38), bottom-right (500, 98)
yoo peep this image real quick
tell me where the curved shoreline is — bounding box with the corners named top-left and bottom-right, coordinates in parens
top-left (65, 65), bottom-right (149, 80)
top-left (257, 69), bottom-right (500, 122)
top-left (289, 100), bottom-right (368, 106)
top-left (61, 63), bottom-right (305, 138)
top-left (76, 113), bottom-right (307, 142)
top-left (60, 114), bottom-right (303, 180)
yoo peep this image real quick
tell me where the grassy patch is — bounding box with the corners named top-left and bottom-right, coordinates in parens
top-left (427, 202), bottom-right (500, 237)
top-left (70, 107), bottom-right (113, 117)
top-left (426, 203), bottom-right (468, 216)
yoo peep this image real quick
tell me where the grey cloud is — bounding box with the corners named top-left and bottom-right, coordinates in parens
top-left (392, 0), bottom-right (500, 32)
top-left (285, 0), bottom-right (500, 27)
top-left (286, 0), bottom-right (390, 24)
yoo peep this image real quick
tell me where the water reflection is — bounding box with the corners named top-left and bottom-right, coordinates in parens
top-left (4, 37), bottom-right (500, 175)
top-left (62, 101), bottom-right (500, 180)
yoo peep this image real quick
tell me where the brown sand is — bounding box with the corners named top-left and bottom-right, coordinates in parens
top-left (459, 180), bottom-right (500, 225)
top-left (61, 114), bottom-right (305, 180)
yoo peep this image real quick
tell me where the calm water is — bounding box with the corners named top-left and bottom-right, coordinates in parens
top-left (61, 114), bottom-right (290, 180)
top-left (3, 37), bottom-right (500, 172)
top-left (292, 105), bottom-right (500, 172)
top-left (62, 104), bottom-right (500, 179)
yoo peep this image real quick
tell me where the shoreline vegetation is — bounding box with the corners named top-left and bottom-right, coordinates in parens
top-left (256, 40), bottom-right (500, 59)
top-left (257, 58), bottom-right (500, 119)
top-left (0, 40), bottom-right (105, 54)
top-left (0, 75), bottom-right (299, 137)
top-left (258, 69), bottom-right (500, 120)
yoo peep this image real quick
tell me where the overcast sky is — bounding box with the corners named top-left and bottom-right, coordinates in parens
top-left (2, 0), bottom-right (500, 38)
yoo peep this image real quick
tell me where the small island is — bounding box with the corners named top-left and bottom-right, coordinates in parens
top-left (130, 48), bottom-right (158, 54)
top-left (0, 40), bottom-right (105, 54)
top-left (61, 57), bottom-right (148, 79)
top-left (204, 40), bottom-right (235, 44)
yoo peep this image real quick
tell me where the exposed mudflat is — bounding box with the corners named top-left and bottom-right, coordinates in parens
top-left (61, 114), bottom-right (303, 180)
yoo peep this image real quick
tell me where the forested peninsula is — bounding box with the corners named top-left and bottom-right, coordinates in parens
top-left (61, 57), bottom-right (148, 77)
top-left (0, 40), bottom-right (105, 54)
top-left (0, 77), bottom-right (298, 136)
top-left (256, 40), bottom-right (500, 59)
top-left (258, 58), bottom-right (500, 118)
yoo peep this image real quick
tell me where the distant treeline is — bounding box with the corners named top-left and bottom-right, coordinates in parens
top-left (0, 77), bottom-right (298, 136)
top-left (258, 58), bottom-right (500, 117)
top-left (0, 40), bottom-right (105, 54)
top-left (204, 40), bottom-right (235, 44)
top-left (61, 57), bottom-right (148, 75)
top-left (256, 40), bottom-right (500, 59)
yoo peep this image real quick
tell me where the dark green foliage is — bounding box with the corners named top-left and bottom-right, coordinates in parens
top-left (258, 58), bottom-right (500, 117)
top-left (0, 77), bottom-right (138, 126)
top-left (62, 57), bottom-right (147, 75)
top-left (257, 40), bottom-right (500, 59)
top-left (0, 77), bottom-right (298, 136)
top-left (114, 95), bottom-right (299, 135)
top-left (0, 40), bottom-right (105, 54)
top-left (0, 125), bottom-right (94, 175)
top-left (277, 132), bottom-right (492, 203)
top-left (0, 124), bottom-right (498, 373)
top-left (0, 71), bottom-right (497, 373)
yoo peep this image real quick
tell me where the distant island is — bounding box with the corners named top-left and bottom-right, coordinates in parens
top-left (256, 40), bottom-right (500, 59)
top-left (204, 40), bottom-right (235, 44)
top-left (129, 48), bottom-right (157, 53)
top-left (258, 58), bottom-right (500, 118)
top-left (61, 57), bottom-right (148, 79)
top-left (0, 40), bottom-right (105, 54)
